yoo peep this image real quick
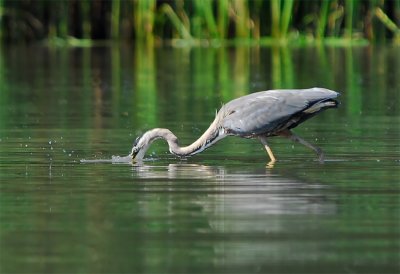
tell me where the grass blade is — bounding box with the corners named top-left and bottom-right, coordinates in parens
top-left (281, 0), bottom-right (294, 38)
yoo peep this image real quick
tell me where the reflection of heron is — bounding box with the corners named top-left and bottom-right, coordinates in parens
top-left (130, 88), bottom-right (339, 163)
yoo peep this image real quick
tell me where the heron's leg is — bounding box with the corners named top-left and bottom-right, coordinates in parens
top-left (259, 137), bottom-right (276, 163)
top-left (280, 130), bottom-right (324, 162)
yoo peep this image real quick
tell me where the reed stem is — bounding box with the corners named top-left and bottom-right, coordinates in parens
top-left (271, 0), bottom-right (281, 38)
top-left (281, 0), bottom-right (294, 38)
top-left (111, 0), bottom-right (120, 39)
top-left (317, 0), bottom-right (330, 39)
top-left (345, 0), bottom-right (354, 38)
top-left (160, 4), bottom-right (192, 40)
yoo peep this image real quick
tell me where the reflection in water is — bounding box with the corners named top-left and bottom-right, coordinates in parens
top-left (128, 163), bottom-right (337, 269)
top-left (131, 163), bottom-right (336, 220)
top-left (131, 163), bottom-right (224, 179)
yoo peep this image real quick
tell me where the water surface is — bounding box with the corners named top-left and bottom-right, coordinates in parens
top-left (0, 44), bottom-right (399, 273)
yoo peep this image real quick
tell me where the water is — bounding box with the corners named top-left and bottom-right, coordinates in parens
top-left (0, 44), bottom-right (399, 274)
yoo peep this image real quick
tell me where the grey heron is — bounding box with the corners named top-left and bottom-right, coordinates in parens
top-left (130, 87), bottom-right (340, 163)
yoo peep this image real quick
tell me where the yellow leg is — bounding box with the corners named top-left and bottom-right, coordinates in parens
top-left (259, 137), bottom-right (276, 164)
top-left (265, 146), bottom-right (276, 162)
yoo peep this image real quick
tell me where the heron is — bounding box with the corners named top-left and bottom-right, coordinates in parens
top-left (130, 87), bottom-right (340, 163)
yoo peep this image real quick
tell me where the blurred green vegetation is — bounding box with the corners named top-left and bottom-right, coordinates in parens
top-left (0, 0), bottom-right (399, 45)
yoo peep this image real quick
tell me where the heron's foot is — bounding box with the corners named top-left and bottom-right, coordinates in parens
top-left (266, 159), bottom-right (276, 168)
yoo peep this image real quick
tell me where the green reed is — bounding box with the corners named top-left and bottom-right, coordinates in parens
top-left (160, 3), bottom-right (191, 40)
top-left (58, 2), bottom-right (68, 39)
top-left (81, 0), bottom-right (91, 40)
top-left (233, 0), bottom-right (250, 38)
top-left (317, 0), bottom-right (330, 39)
top-left (111, 0), bottom-right (120, 39)
top-left (344, 0), bottom-right (353, 38)
top-left (0, 0), bottom-right (399, 44)
top-left (217, 0), bottom-right (229, 39)
top-left (375, 7), bottom-right (400, 40)
top-left (195, 0), bottom-right (218, 38)
top-left (134, 0), bottom-right (156, 42)
top-left (281, 0), bottom-right (294, 38)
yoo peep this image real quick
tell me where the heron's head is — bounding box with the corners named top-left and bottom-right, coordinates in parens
top-left (129, 133), bottom-right (152, 161)
top-left (129, 129), bottom-right (174, 161)
top-left (130, 134), bottom-right (144, 160)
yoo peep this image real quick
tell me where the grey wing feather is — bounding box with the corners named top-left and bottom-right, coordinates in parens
top-left (221, 88), bottom-right (339, 136)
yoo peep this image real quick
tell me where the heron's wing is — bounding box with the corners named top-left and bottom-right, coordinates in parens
top-left (221, 88), bottom-right (339, 136)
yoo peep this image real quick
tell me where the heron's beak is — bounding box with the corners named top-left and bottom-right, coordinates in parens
top-left (130, 145), bottom-right (147, 162)
top-left (129, 149), bottom-right (138, 162)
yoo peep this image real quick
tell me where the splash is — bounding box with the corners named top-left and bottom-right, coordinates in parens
top-left (80, 154), bottom-right (133, 164)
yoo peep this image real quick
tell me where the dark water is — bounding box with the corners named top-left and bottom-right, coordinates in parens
top-left (0, 44), bottom-right (399, 274)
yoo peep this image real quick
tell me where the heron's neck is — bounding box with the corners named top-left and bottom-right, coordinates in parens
top-left (140, 119), bottom-right (225, 158)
